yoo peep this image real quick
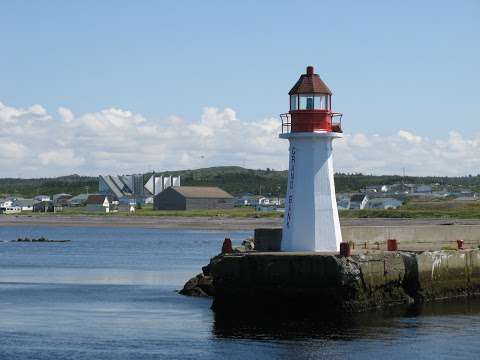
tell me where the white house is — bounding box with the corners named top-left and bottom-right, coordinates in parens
top-left (34, 195), bottom-right (51, 202)
top-left (0, 205), bottom-right (22, 214)
top-left (13, 198), bottom-right (34, 211)
top-left (0, 199), bottom-right (14, 208)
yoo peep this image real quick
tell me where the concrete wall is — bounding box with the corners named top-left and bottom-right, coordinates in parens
top-left (342, 225), bottom-right (480, 247)
top-left (255, 225), bottom-right (480, 250)
top-left (254, 228), bottom-right (282, 251)
top-left (416, 250), bottom-right (480, 300)
top-left (209, 249), bottom-right (480, 313)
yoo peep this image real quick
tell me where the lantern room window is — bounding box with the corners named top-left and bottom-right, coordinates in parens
top-left (290, 95), bottom-right (298, 110)
top-left (299, 94), bottom-right (314, 110)
top-left (314, 95), bottom-right (330, 110)
top-left (291, 94), bottom-right (331, 111)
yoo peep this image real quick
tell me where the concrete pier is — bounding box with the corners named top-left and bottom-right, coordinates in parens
top-left (207, 249), bottom-right (480, 312)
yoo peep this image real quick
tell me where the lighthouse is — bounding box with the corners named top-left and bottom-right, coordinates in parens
top-left (280, 66), bottom-right (343, 252)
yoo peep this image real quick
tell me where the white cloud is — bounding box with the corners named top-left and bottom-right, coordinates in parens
top-left (0, 141), bottom-right (28, 159)
top-left (58, 107), bottom-right (74, 123)
top-left (350, 133), bottom-right (371, 148)
top-left (398, 130), bottom-right (422, 144)
top-left (38, 149), bottom-right (85, 167)
top-left (0, 100), bottom-right (479, 177)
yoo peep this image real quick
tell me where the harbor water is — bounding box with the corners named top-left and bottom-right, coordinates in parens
top-left (1, 225), bottom-right (480, 359)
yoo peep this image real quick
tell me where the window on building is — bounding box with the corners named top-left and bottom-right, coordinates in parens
top-left (299, 94), bottom-right (314, 110)
top-left (290, 95), bottom-right (298, 110)
top-left (314, 95), bottom-right (329, 110)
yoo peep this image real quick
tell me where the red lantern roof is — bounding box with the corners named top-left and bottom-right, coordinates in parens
top-left (288, 66), bottom-right (332, 95)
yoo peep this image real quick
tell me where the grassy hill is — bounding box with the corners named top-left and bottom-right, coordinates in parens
top-left (1, 167), bottom-right (480, 198)
top-left (0, 175), bottom-right (97, 198)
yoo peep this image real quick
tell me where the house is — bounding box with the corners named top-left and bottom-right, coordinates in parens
top-left (0, 206), bottom-right (22, 214)
top-left (34, 195), bottom-right (51, 202)
top-left (85, 194), bottom-right (116, 213)
top-left (349, 194), bottom-right (369, 210)
top-left (53, 193), bottom-right (73, 207)
top-left (234, 194), bottom-right (257, 206)
top-left (0, 199), bottom-right (14, 208)
top-left (154, 186), bottom-right (234, 211)
top-left (365, 198), bottom-right (403, 210)
top-left (33, 201), bottom-right (54, 213)
top-left (415, 185), bottom-right (432, 194)
top-left (68, 193), bottom-right (90, 207)
top-left (454, 196), bottom-right (478, 202)
top-left (257, 197), bottom-right (270, 205)
top-left (13, 198), bottom-right (34, 211)
top-left (362, 185), bottom-right (383, 194)
top-left (336, 197), bottom-right (351, 210)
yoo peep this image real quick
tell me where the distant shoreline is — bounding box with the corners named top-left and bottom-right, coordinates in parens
top-left (2, 214), bottom-right (480, 231)
top-left (0, 214), bottom-right (283, 231)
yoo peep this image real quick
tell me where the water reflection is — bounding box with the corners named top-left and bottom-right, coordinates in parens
top-left (213, 298), bottom-right (480, 341)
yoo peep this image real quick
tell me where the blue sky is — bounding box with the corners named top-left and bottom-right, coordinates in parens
top-left (0, 1), bottom-right (479, 176)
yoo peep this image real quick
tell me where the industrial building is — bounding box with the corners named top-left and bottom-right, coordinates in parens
top-left (144, 175), bottom-right (181, 196)
top-left (99, 174), bottom-right (181, 204)
top-left (153, 186), bottom-right (233, 211)
top-left (99, 174), bottom-right (145, 201)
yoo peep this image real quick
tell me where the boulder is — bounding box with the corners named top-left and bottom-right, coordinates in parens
top-left (179, 273), bottom-right (214, 297)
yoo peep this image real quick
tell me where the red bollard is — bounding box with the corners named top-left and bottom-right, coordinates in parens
top-left (340, 242), bottom-right (351, 257)
top-left (387, 239), bottom-right (398, 251)
top-left (456, 239), bottom-right (464, 250)
top-left (221, 238), bottom-right (233, 253)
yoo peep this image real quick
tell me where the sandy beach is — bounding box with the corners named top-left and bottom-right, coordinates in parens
top-left (2, 214), bottom-right (480, 231)
top-left (0, 214), bottom-right (283, 231)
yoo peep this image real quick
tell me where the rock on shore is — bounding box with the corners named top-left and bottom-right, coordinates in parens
top-left (179, 273), bottom-right (215, 297)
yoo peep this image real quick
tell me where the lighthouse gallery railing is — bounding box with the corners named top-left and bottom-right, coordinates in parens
top-left (280, 113), bottom-right (343, 134)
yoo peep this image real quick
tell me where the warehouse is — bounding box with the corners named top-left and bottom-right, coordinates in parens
top-left (154, 186), bottom-right (233, 211)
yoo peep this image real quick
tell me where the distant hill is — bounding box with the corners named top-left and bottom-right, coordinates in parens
top-left (154, 166), bottom-right (287, 197)
top-left (1, 167), bottom-right (480, 198)
top-left (0, 175), bottom-right (97, 198)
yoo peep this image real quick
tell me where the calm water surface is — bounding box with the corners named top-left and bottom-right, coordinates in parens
top-left (0, 225), bottom-right (479, 359)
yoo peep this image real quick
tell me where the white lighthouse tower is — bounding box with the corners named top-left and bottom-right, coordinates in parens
top-left (280, 66), bottom-right (343, 252)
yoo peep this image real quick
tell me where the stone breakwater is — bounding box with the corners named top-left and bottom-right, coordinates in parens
top-left (182, 249), bottom-right (480, 313)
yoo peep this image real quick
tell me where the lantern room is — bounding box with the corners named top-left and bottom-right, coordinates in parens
top-left (281, 66), bottom-right (342, 133)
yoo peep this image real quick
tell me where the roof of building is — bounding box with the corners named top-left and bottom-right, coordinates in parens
top-left (69, 193), bottom-right (89, 202)
top-left (288, 66), bottom-right (332, 95)
top-left (53, 193), bottom-right (72, 200)
top-left (167, 186), bottom-right (233, 199)
top-left (14, 198), bottom-right (34, 206)
top-left (34, 195), bottom-right (50, 200)
top-left (85, 194), bottom-right (112, 205)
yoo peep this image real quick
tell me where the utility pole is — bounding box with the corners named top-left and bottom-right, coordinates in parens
top-left (152, 170), bottom-right (155, 196)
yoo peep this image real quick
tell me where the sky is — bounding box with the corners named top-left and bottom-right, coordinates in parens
top-left (0, 0), bottom-right (479, 177)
